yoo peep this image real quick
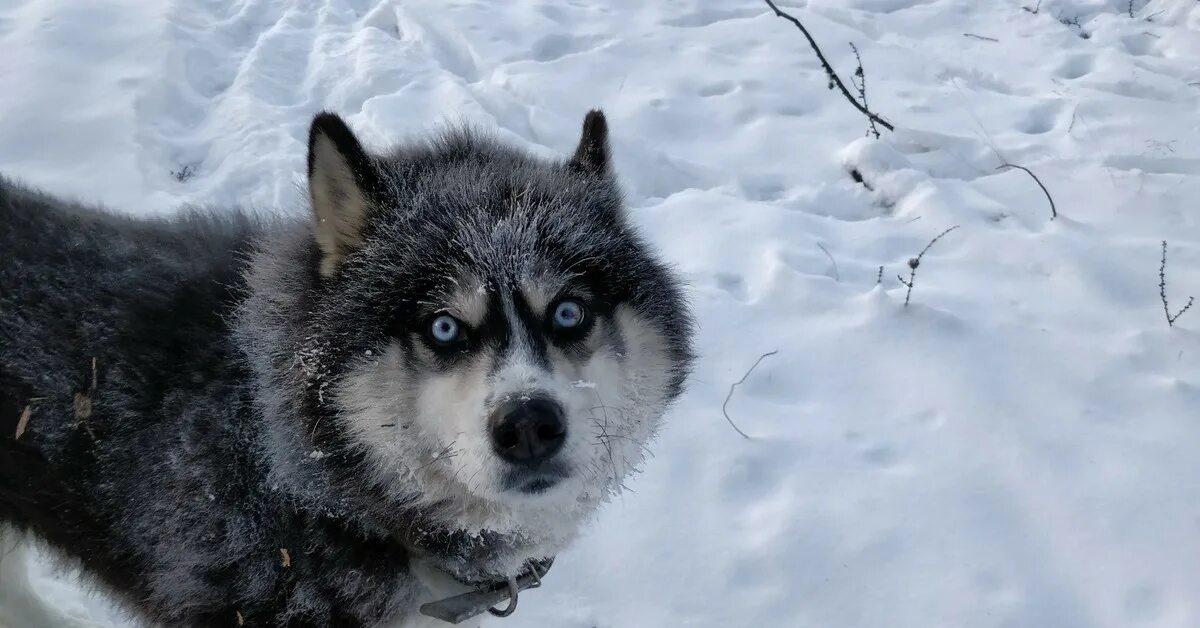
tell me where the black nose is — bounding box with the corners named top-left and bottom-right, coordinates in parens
top-left (489, 397), bottom-right (567, 467)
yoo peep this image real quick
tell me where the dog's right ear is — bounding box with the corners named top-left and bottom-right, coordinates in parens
top-left (569, 109), bottom-right (611, 176)
top-left (307, 112), bottom-right (379, 277)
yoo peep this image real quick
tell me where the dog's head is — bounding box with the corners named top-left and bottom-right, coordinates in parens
top-left (295, 111), bottom-right (693, 534)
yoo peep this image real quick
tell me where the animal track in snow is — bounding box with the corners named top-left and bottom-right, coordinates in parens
top-left (529, 33), bottom-right (608, 63)
top-left (1120, 33), bottom-right (1160, 57)
top-left (715, 272), bottom-right (749, 301)
top-left (1015, 101), bottom-right (1065, 135)
top-left (697, 80), bottom-right (736, 97)
top-left (662, 6), bottom-right (762, 28)
top-left (1055, 54), bottom-right (1095, 80)
top-left (1103, 155), bottom-right (1200, 176)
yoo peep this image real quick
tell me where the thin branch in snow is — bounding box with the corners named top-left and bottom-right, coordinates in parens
top-left (817, 242), bottom-right (840, 281)
top-left (897, 226), bottom-right (961, 307)
top-left (997, 163), bottom-right (1058, 220)
top-left (848, 42), bottom-right (881, 139)
top-left (1160, 241), bottom-right (1194, 327)
top-left (963, 33), bottom-right (999, 42)
top-left (763, 0), bottom-right (894, 134)
top-left (722, 350), bottom-right (779, 440)
top-left (877, 265), bottom-right (884, 285)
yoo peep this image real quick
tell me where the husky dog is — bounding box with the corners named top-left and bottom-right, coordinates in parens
top-left (0, 110), bottom-right (693, 627)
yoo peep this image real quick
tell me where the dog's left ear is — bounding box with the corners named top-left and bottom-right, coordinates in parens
top-left (307, 112), bottom-right (381, 277)
top-left (569, 109), bottom-right (611, 176)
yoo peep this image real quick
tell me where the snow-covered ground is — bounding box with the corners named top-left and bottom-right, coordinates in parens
top-left (3, 0), bottom-right (1200, 626)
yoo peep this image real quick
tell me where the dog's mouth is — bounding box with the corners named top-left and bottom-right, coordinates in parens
top-left (500, 461), bottom-right (570, 495)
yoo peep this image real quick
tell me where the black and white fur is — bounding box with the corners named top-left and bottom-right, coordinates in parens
top-left (0, 110), bottom-right (694, 627)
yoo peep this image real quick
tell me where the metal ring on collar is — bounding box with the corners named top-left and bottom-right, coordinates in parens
top-left (487, 576), bottom-right (520, 617)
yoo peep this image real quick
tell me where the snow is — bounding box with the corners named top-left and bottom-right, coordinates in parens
top-left (3, 0), bottom-right (1200, 626)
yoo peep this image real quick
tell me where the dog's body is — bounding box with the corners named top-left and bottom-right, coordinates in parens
top-left (0, 111), bottom-right (693, 627)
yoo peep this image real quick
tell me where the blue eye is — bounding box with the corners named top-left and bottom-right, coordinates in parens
top-left (552, 300), bottom-right (586, 329)
top-left (429, 315), bottom-right (461, 344)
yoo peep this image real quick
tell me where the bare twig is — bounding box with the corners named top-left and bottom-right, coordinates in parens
top-left (763, 0), bottom-right (894, 133)
top-left (848, 42), bottom-right (881, 139)
top-left (963, 33), bottom-right (999, 42)
top-left (722, 351), bottom-right (779, 439)
top-left (816, 242), bottom-right (840, 281)
top-left (897, 226), bottom-right (961, 307)
top-left (1128, 0), bottom-right (1135, 18)
top-left (1160, 241), bottom-right (1194, 327)
top-left (1143, 139), bottom-right (1176, 155)
top-left (876, 265), bottom-right (884, 285)
top-left (1057, 13), bottom-right (1089, 38)
top-left (997, 163), bottom-right (1057, 220)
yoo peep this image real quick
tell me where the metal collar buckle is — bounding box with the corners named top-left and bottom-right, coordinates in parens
top-left (419, 558), bottom-right (554, 624)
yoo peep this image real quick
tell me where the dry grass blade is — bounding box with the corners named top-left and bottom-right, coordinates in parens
top-left (722, 350), bottom-right (779, 439)
top-left (998, 163), bottom-right (1057, 220)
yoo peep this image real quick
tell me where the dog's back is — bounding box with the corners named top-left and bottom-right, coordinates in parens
top-left (0, 177), bottom-right (263, 617)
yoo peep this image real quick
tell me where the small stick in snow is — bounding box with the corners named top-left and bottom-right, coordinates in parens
top-left (816, 242), bottom-right (840, 281)
top-left (722, 351), bottom-right (779, 440)
top-left (876, 265), bottom-right (884, 285)
top-left (963, 33), bottom-right (999, 42)
top-left (762, 0), bottom-right (894, 134)
top-left (848, 42), bottom-right (881, 139)
top-left (1023, 0), bottom-right (1042, 14)
top-left (997, 163), bottom-right (1057, 220)
top-left (897, 226), bottom-right (961, 307)
top-left (1160, 241), bottom-right (1194, 327)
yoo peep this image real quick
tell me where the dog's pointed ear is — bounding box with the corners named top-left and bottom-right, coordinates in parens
top-left (307, 112), bottom-right (379, 277)
top-left (569, 109), bottom-right (611, 176)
